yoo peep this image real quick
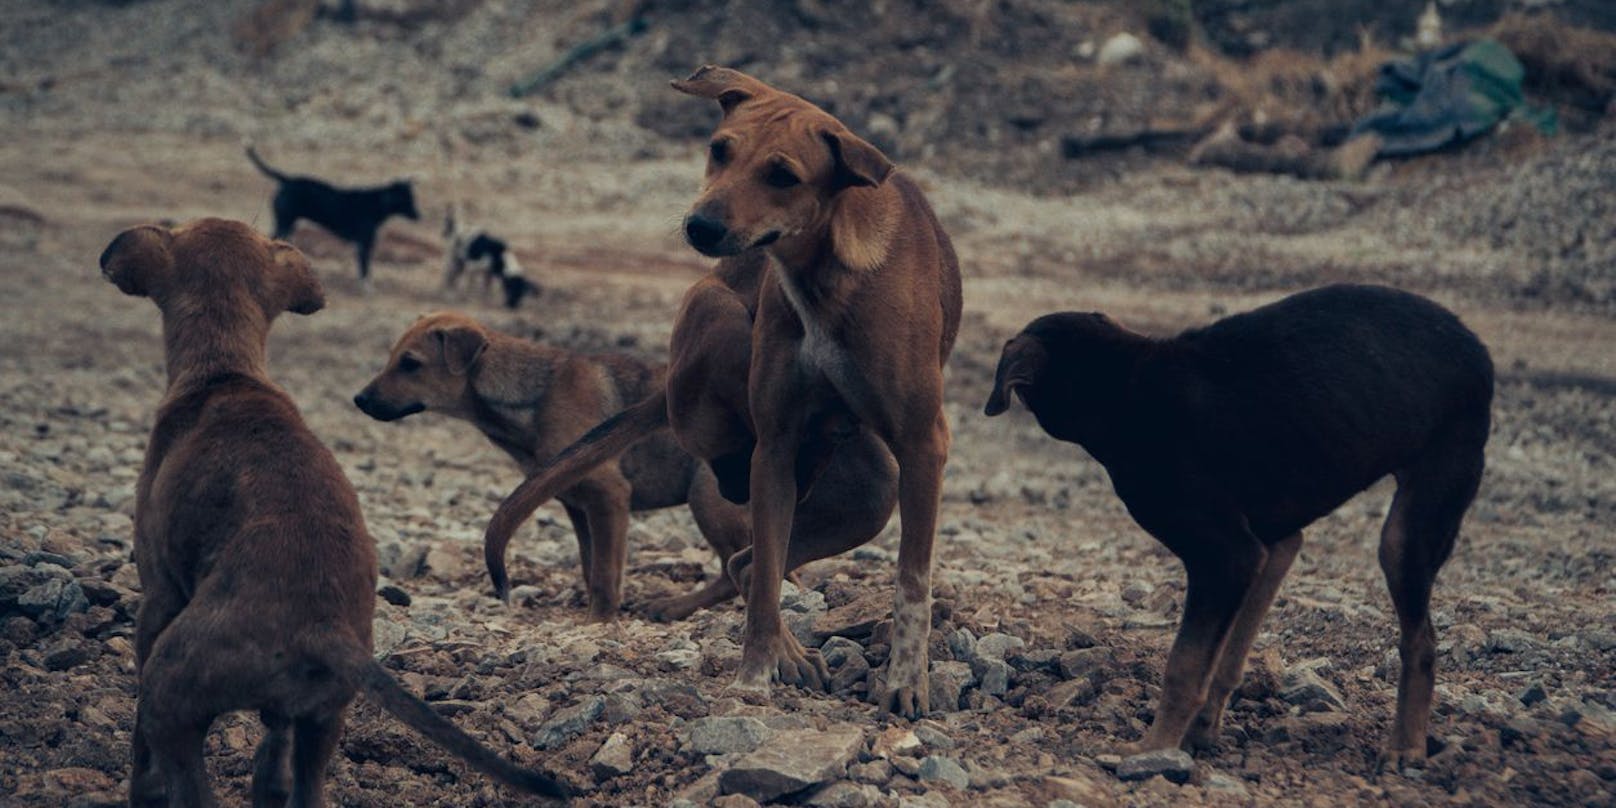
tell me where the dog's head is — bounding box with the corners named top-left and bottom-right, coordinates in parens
top-left (501, 275), bottom-right (537, 310)
top-left (354, 311), bottom-right (488, 422)
top-left (389, 181), bottom-right (420, 221)
top-left (672, 65), bottom-right (895, 264)
top-left (99, 218), bottom-right (325, 320)
top-left (984, 312), bottom-right (1135, 418)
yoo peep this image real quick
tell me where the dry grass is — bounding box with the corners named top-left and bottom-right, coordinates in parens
top-left (1490, 13), bottom-right (1616, 113)
top-left (1189, 34), bottom-right (1395, 142)
top-left (230, 0), bottom-right (319, 60)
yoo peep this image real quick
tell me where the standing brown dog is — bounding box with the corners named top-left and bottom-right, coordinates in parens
top-left (480, 66), bottom-right (960, 716)
top-left (102, 220), bottom-right (565, 807)
top-left (354, 311), bottom-right (750, 622)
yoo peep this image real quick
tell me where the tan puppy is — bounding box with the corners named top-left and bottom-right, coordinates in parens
top-left (480, 66), bottom-right (960, 717)
top-left (354, 312), bottom-right (750, 622)
top-left (102, 219), bottom-right (565, 807)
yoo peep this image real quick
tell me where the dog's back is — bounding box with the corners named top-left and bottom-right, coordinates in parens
top-left (143, 374), bottom-right (375, 648)
top-left (1127, 284), bottom-right (1493, 539)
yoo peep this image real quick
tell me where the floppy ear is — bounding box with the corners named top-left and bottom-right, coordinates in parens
top-left (670, 65), bottom-right (769, 114)
top-left (984, 335), bottom-right (1046, 416)
top-left (435, 325), bottom-right (487, 376)
top-left (823, 129), bottom-right (895, 189)
top-left (98, 225), bottom-right (173, 298)
top-left (271, 241), bottom-right (325, 315)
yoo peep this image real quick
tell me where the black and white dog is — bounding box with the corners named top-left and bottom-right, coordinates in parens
top-left (247, 145), bottom-right (419, 289)
top-left (443, 211), bottom-right (538, 310)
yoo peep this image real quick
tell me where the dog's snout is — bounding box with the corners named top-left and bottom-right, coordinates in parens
top-left (683, 215), bottom-right (728, 252)
top-left (352, 390), bottom-right (374, 413)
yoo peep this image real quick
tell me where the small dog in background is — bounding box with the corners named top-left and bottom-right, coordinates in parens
top-left (443, 208), bottom-right (538, 310)
top-left (246, 144), bottom-right (420, 290)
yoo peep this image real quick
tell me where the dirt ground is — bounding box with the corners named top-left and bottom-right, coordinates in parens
top-left (3, 2), bottom-right (1614, 807)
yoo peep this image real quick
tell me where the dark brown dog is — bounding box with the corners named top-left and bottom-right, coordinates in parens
top-left (480, 66), bottom-right (960, 716)
top-left (354, 311), bottom-right (750, 622)
top-left (102, 220), bottom-right (566, 807)
top-left (985, 284), bottom-right (1492, 770)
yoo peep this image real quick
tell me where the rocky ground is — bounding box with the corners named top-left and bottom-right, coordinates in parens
top-left (3, 2), bottom-right (1615, 807)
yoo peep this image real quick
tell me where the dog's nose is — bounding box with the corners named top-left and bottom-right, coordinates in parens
top-left (683, 215), bottom-right (728, 252)
top-left (353, 391), bottom-right (373, 413)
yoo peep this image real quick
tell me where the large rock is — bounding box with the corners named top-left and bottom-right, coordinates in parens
top-left (928, 660), bottom-right (974, 713)
top-left (686, 715), bottom-right (773, 755)
top-left (1115, 748), bottom-right (1194, 784)
top-left (718, 725), bottom-right (865, 802)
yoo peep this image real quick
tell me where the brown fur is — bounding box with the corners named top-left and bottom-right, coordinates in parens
top-left (103, 219), bottom-right (565, 807)
top-left (355, 312), bottom-right (751, 622)
top-left (673, 66), bottom-right (962, 714)
top-left (477, 67), bottom-right (961, 716)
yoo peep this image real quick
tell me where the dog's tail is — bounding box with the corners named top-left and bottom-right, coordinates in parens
top-left (245, 143), bottom-right (289, 183)
top-left (348, 653), bottom-right (570, 799)
top-left (484, 390), bottom-right (669, 601)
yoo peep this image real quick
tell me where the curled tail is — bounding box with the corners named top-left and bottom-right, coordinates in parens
top-left (484, 391), bottom-right (669, 601)
top-left (245, 144), bottom-right (289, 183)
top-left (350, 654), bottom-right (569, 799)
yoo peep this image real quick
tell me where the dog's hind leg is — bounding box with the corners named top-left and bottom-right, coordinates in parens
top-left (1185, 531), bottom-right (1302, 750)
top-left (289, 711), bottom-right (346, 808)
top-left (270, 194), bottom-right (295, 241)
top-left (251, 711), bottom-right (292, 808)
top-left (1131, 525), bottom-right (1266, 754)
top-left (643, 470), bottom-right (745, 622)
top-left (1377, 422), bottom-right (1484, 774)
top-left (570, 476), bottom-right (632, 622)
top-left (130, 586), bottom-right (186, 807)
top-left (355, 238), bottom-right (374, 295)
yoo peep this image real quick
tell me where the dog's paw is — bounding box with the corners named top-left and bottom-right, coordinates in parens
top-left (880, 685), bottom-right (928, 720)
top-left (1374, 745), bottom-right (1429, 778)
top-left (731, 633), bottom-right (828, 694)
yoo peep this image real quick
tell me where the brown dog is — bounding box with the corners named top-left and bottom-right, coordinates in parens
top-left (354, 311), bottom-right (750, 622)
top-left (102, 220), bottom-right (566, 807)
top-left (481, 66), bottom-right (960, 716)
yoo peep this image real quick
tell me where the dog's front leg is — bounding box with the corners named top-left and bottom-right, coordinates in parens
top-left (732, 368), bottom-right (828, 694)
top-left (880, 410), bottom-right (949, 719)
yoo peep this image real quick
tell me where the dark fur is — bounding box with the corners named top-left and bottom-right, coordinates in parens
top-left (102, 220), bottom-right (565, 806)
top-left (985, 284), bottom-right (1492, 767)
top-left (247, 145), bottom-right (419, 283)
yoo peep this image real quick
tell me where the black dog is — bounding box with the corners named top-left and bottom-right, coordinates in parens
top-left (985, 284), bottom-right (1492, 771)
top-left (247, 145), bottom-right (419, 288)
top-left (442, 212), bottom-right (538, 309)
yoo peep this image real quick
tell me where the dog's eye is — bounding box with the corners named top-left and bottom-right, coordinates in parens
top-left (398, 356), bottom-right (422, 373)
top-left (709, 140), bottom-right (729, 165)
top-left (765, 165), bottom-right (800, 189)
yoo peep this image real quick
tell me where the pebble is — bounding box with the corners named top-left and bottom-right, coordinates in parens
top-left (1279, 667), bottom-right (1346, 712)
top-left (589, 731), bottom-right (634, 780)
top-left (928, 660), bottom-right (974, 713)
top-left (804, 781), bottom-right (883, 808)
top-left (917, 755), bottom-right (970, 789)
top-left (529, 695), bottom-right (604, 750)
top-left (686, 715), bottom-right (772, 755)
top-left (1115, 748), bottom-right (1194, 784)
top-left (1058, 647), bottom-right (1114, 680)
top-left (1097, 32), bottom-right (1146, 66)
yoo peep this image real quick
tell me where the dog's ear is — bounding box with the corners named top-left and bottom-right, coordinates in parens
top-left (823, 129), bottom-right (895, 190)
top-left (99, 225), bottom-right (174, 298)
top-left (671, 65), bottom-right (769, 114)
top-left (984, 335), bottom-right (1046, 416)
top-left (435, 324), bottom-right (487, 376)
top-left (271, 241), bottom-right (325, 315)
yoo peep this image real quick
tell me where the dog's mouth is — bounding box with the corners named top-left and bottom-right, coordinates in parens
top-left (750, 231), bottom-right (781, 249)
top-left (356, 399), bottom-right (425, 422)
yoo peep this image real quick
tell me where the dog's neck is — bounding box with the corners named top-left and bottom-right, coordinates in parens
top-left (159, 301), bottom-right (272, 394)
top-left (466, 337), bottom-right (561, 443)
top-left (1029, 333), bottom-right (1156, 466)
top-left (765, 180), bottom-right (900, 323)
